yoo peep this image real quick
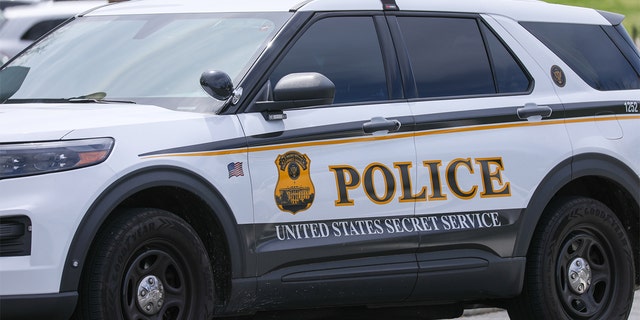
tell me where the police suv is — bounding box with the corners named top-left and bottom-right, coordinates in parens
top-left (0, 0), bottom-right (639, 319)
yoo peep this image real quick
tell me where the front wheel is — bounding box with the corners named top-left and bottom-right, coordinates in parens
top-left (77, 208), bottom-right (215, 320)
top-left (508, 197), bottom-right (635, 320)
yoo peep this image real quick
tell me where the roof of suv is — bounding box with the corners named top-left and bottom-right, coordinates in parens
top-left (88, 0), bottom-right (611, 25)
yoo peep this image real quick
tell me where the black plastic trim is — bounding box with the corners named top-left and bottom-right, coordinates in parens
top-left (139, 136), bottom-right (247, 157)
top-left (0, 215), bottom-right (31, 257)
top-left (59, 166), bottom-right (248, 292)
top-left (571, 153), bottom-right (640, 206)
top-left (562, 101), bottom-right (629, 117)
top-left (143, 101), bottom-right (635, 158)
top-left (0, 292), bottom-right (77, 320)
top-left (254, 254), bottom-right (417, 309)
top-left (142, 115), bottom-right (414, 157)
top-left (374, 15), bottom-right (404, 100)
top-left (385, 15), bottom-right (418, 98)
top-left (598, 10), bottom-right (625, 26)
top-left (411, 250), bottom-right (524, 300)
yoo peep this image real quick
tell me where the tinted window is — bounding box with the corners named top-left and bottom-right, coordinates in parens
top-left (481, 23), bottom-right (530, 93)
top-left (522, 22), bottom-right (640, 90)
top-left (397, 17), bottom-right (495, 98)
top-left (271, 17), bottom-right (388, 104)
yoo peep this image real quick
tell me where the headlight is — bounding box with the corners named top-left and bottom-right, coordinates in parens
top-left (0, 138), bottom-right (114, 179)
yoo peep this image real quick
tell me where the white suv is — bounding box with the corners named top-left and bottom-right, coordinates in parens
top-left (0, 0), bottom-right (638, 319)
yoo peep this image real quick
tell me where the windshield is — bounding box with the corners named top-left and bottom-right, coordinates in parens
top-left (0, 12), bottom-right (290, 112)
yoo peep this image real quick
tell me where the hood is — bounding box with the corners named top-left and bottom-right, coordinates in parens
top-left (0, 103), bottom-right (203, 142)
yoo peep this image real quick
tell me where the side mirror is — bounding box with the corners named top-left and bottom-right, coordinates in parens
top-left (200, 70), bottom-right (234, 101)
top-left (273, 72), bottom-right (335, 106)
top-left (253, 72), bottom-right (335, 113)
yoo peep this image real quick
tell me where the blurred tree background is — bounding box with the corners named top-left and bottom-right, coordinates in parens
top-left (546, 0), bottom-right (639, 44)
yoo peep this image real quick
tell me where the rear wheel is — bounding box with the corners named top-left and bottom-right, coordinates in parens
top-left (78, 208), bottom-right (215, 320)
top-left (508, 197), bottom-right (634, 319)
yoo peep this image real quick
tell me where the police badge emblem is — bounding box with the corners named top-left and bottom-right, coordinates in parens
top-left (274, 151), bottom-right (315, 214)
top-left (551, 65), bottom-right (566, 87)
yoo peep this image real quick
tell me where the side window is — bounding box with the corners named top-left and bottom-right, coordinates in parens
top-left (270, 17), bottom-right (388, 104)
top-left (480, 23), bottom-right (531, 93)
top-left (397, 17), bottom-right (494, 98)
top-left (396, 16), bottom-right (530, 98)
top-left (522, 22), bottom-right (640, 91)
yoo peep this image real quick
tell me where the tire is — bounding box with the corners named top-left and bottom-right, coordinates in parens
top-left (508, 197), bottom-right (635, 320)
top-left (77, 208), bottom-right (215, 320)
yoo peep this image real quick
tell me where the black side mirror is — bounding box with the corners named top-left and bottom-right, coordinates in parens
top-left (200, 70), bottom-right (234, 101)
top-left (253, 72), bottom-right (335, 115)
top-left (273, 72), bottom-right (335, 106)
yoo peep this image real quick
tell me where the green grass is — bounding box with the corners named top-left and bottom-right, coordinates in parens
top-left (545, 0), bottom-right (640, 39)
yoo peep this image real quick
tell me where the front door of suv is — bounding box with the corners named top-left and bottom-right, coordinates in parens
top-left (385, 14), bottom-right (572, 299)
top-left (238, 14), bottom-right (418, 307)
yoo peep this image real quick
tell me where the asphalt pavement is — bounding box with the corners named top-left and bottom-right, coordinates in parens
top-left (461, 290), bottom-right (640, 319)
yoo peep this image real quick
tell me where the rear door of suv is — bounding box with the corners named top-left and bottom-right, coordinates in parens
top-left (384, 12), bottom-right (572, 299)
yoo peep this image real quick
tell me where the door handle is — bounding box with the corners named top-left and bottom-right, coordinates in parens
top-left (517, 103), bottom-right (552, 120)
top-left (363, 117), bottom-right (401, 134)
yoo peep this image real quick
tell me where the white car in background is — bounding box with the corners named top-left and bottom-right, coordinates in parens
top-left (0, 0), bottom-right (106, 60)
top-left (0, 0), bottom-right (41, 11)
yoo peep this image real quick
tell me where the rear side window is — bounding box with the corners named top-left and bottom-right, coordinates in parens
top-left (396, 17), bottom-right (530, 98)
top-left (522, 22), bottom-right (640, 91)
top-left (481, 23), bottom-right (531, 94)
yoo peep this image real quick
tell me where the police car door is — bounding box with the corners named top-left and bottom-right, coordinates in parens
top-left (238, 14), bottom-right (418, 306)
top-left (386, 14), bottom-right (571, 298)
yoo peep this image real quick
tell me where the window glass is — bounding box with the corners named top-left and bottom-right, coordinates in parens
top-left (397, 17), bottom-right (495, 98)
top-left (2, 13), bottom-right (290, 111)
top-left (270, 17), bottom-right (388, 104)
top-left (481, 23), bottom-right (530, 93)
top-left (21, 19), bottom-right (67, 41)
top-left (522, 22), bottom-right (640, 90)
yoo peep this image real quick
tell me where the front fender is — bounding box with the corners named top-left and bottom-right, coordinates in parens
top-left (59, 166), bottom-right (247, 292)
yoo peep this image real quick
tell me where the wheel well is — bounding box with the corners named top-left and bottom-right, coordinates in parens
top-left (552, 176), bottom-right (640, 286)
top-left (112, 186), bottom-right (232, 308)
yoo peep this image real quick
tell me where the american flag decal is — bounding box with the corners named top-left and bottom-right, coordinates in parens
top-left (227, 162), bottom-right (244, 178)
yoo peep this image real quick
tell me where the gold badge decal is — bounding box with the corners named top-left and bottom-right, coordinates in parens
top-left (551, 65), bottom-right (566, 87)
top-left (274, 151), bottom-right (315, 214)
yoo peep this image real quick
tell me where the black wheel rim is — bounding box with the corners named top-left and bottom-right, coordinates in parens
top-left (121, 246), bottom-right (192, 320)
top-left (555, 229), bottom-right (613, 318)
